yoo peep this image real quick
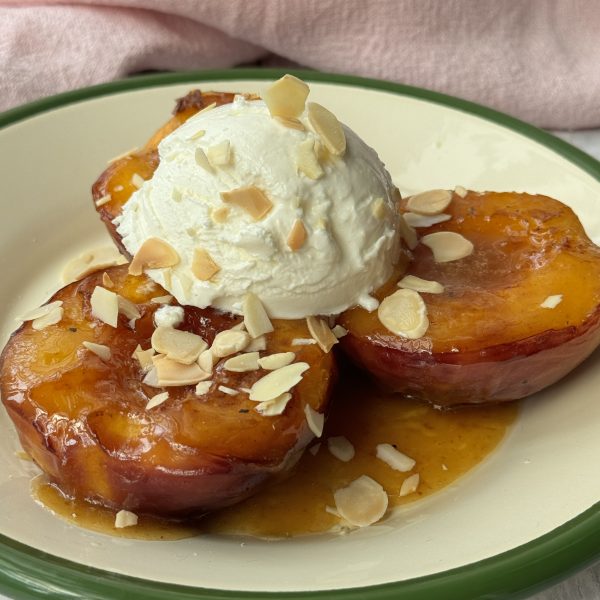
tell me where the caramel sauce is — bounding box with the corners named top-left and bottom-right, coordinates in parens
top-left (32, 372), bottom-right (517, 540)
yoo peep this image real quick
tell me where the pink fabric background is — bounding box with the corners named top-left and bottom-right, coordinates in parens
top-left (1, 0), bottom-right (599, 128)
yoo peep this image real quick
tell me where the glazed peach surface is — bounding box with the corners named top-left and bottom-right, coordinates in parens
top-left (0, 266), bottom-right (334, 516)
top-left (340, 191), bottom-right (600, 406)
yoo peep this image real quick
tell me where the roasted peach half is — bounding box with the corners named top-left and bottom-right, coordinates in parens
top-left (0, 266), bottom-right (334, 516)
top-left (339, 190), bottom-right (600, 407)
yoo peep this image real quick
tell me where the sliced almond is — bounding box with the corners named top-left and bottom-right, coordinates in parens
top-left (132, 345), bottom-right (155, 373)
top-left (454, 185), bottom-right (468, 198)
top-left (403, 212), bottom-right (452, 228)
top-left (406, 189), bottom-right (452, 215)
top-left (113, 185), bottom-right (124, 192)
top-left (255, 392), bottom-right (292, 416)
top-left (304, 404), bottom-right (324, 438)
top-left (197, 349), bottom-right (215, 372)
top-left (90, 286), bottom-right (119, 327)
top-left (257, 352), bottom-right (295, 370)
top-left (188, 128), bottom-right (205, 141)
top-left (218, 385), bottom-right (239, 396)
top-left (31, 306), bottom-right (63, 331)
top-left (333, 475), bottom-right (388, 527)
top-left (264, 74), bottom-right (310, 119)
top-left (195, 380), bottom-right (212, 395)
top-left (307, 102), bottom-right (346, 156)
top-left (210, 329), bottom-right (250, 358)
top-left (376, 443), bottom-right (416, 472)
top-left (95, 194), bottom-right (112, 207)
top-left (400, 473), bottom-right (420, 497)
top-left (220, 186), bottom-right (273, 221)
top-left (421, 231), bottom-right (474, 263)
top-left (146, 391), bottom-right (169, 410)
top-left (153, 355), bottom-right (210, 386)
top-left (62, 246), bottom-right (127, 284)
top-left (191, 248), bottom-right (220, 281)
top-left (223, 352), bottom-right (260, 372)
top-left (129, 238), bottom-right (180, 276)
top-left (114, 510), bottom-right (138, 529)
top-left (287, 218), bottom-right (307, 251)
top-left (378, 289), bottom-right (428, 339)
top-left (150, 295), bottom-right (173, 305)
top-left (243, 293), bottom-right (274, 338)
top-left (206, 140), bottom-right (232, 168)
top-left (331, 325), bottom-right (348, 339)
top-left (82, 341), bottom-right (111, 361)
top-left (398, 275), bottom-right (444, 294)
top-left (249, 362), bottom-right (309, 402)
top-left (327, 436), bottom-right (355, 462)
top-left (131, 173), bottom-right (145, 189)
top-left (291, 338), bottom-right (317, 346)
top-left (296, 138), bottom-right (323, 180)
top-left (151, 327), bottom-right (207, 364)
top-left (18, 300), bottom-right (63, 322)
top-left (142, 367), bottom-right (160, 388)
top-left (117, 295), bottom-right (141, 321)
top-left (540, 294), bottom-right (563, 309)
top-left (211, 206), bottom-right (229, 224)
top-left (398, 214), bottom-right (418, 250)
top-left (306, 316), bottom-right (338, 353)
top-left (274, 116), bottom-right (305, 131)
top-left (102, 272), bottom-right (114, 288)
top-left (246, 335), bottom-right (267, 352)
top-left (194, 147), bottom-right (214, 173)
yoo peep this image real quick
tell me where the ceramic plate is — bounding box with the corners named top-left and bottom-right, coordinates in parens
top-left (1, 69), bottom-right (600, 600)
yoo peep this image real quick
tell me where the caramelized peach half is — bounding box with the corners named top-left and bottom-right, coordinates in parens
top-left (0, 266), bottom-right (334, 516)
top-left (339, 191), bottom-right (600, 406)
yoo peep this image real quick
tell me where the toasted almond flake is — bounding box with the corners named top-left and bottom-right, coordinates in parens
top-left (82, 341), bottom-right (111, 361)
top-left (211, 329), bottom-right (251, 358)
top-left (372, 197), bottom-right (386, 219)
top-left (264, 74), bottom-right (310, 119)
top-left (207, 140), bottom-right (232, 167)
top-left (62, 246), bottom-right (127, 284)
top-left (398, 214), bottom-right (418, 250)
top-left (332, 325), bottom-right (348, 339)
top-left (291, 338), bottom-right (317, 346)
top-left (454, 185), bottom-right (468, 198)
top-left (242, 293), bottom-right (274, 338)
top-left (403, 212), bottom-right (452, 228)
top-left (333, 476), bottom-right (388, 527)
top-left (218, 385), bottom-right (239, 396)
top-left (246, 335), bottom-right (267, 352)
top-left (132, 345), bottom-right (155, 372)
top-left (308, 443), bottom-right (321, 456)
top-left (18, 300), bottom-right (63, 322)
top-left (90, 286), bottom-right (119, 327)
top-left (117, 295), bottom-right (141, 321)
top-left (327, 436), bottom-right (355, 462)
top-left (304, 404), bottom-right (324, 437)
top-left (398, 275), bottom-right (445, 294)
top-left (146, 391), bottom-right (169, 410)
top-left (274, 116), bottom-right (305, 130)
top-left (296, 138), bottom-right (324, 180)
top-left (407, 189), bottom-right (452, 215)
top-left (211, 206), bottom-right (229, 224)
top-left (129, 238), bottom-right (179, 276)
top-left (314, 139), bottom-right (331, 163)
top-left (195, 380), bottom-right (212, 395)
top-left (306, 316), bottom-right (338, 353)
top-left (255, 392), bottom-right (292, 416)
top-left (150, 294), bottom-right (173, 305)
top-left (287, 218), bottom-right (308, 251)
top-left (102, 272), bottom-right (114, 288)
top-left (399, 473), bottom-right (420, 497)
top-left (220, 186), bottom-right (273, 221)
top-left (250, 362), bottom-right (309, 402)
top-left (307, 102), bottom-right (346, 156)
top-left (95, 194), bottom-right (112, 207)
top-left (376, 443), bottom-right (416, 472)
top-left (194, 147), bottom-right (214, 173)
top-left (258, 352), bottom-right (295, 370)
top-left (114, 510), bottom-right (138, 528)
top-left (197, 349), bottom-right (215, 372)
top-left (325, 505), bottom-right (340, 517)
top-left (239, 387), bottom-right (252, 394)
top-left (541, 294), bottom-right (563, 309)
top-left (113, 185), bottom-right (124, 192)
top-left (142, 367), bottom-right (160, 387)
top-left (223, 352), bottom-right (260, 372)
top-left (197, 101), bottom-right (216, 115)
top-left (188, 129), bottom-right (205, 141)
top-left (154, 305), bottom-right (184, 328)
top-left (153, 355), bottom-right (209, 386)
top-left (151, 327), bottom-right (207, 364)
top-left (107, 147), bottom-right (138, 164)
top-left (131, 173), bottom-right (145, 189)
top-left (32, 307), bottom-right (63, 330)
top-left (421, 231), bottom-right (474, 263)
top-left (378, 289), bottom-right (429, 339)
top-left (191, 248), bottom-right (220, 281)
top-left (128, 318), bottom-right (137, 330)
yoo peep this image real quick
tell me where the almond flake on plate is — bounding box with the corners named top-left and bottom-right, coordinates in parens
top-left (114, 510), bottom-right (138, 528)
top-left (191, 248), bottom-right (220, 281)
top-left (304, 404), bottom-right (324, 437)
top-left (327, 436), bottom-right (355, 462)
top-left (250, 362), bottom-right (309, 402)
top-left (153, 355), bottom-right (210, 386)
top-left (307, 102), bottom-right (346, 156)
top-left (255, 392), bottom-right (292, 416)
top-left (306, 316), bottom-right (338, 352)
top-left (333, 475), bottom-right (388, 527)
top-left (296, 138), bottom-right (324, 180)
top-left (211, 329), bottom-right (251, 358)
top-left (421, 231), bottom-right (474, 263)
top-left (62, 246), bottom-right (127, 284)
top-left (146, 391), bottom-right (169, 410)
top-left (399, 473), bottom-right (420, 497)
top-left (398, 275), bottom-right (444, 294)
top-left (540, 294), bottom-right (563, 309)
top-left (195, 380), bottom-right (212, 395)
top-left (223, 352), bottom-right (260, 372)
top-left (220, 186), bottom-right (273, 221)
top-left (264, 74), bottom-right (310, 119)
top-left (257, 352), bottom-right (295, 370)
top-left (403, 212), bottom-right (452, 228)
top-left (82, 341), bottom-right (111, 361)
top-left (406, 189), bottom-right (452, 215)
top-left (151, 327), bottom-right (207, 364)
top-left (287, 218), bottom-right (308, 251)
top-left (243, 293), bottom-right (274, 338)
top-left (129, 238), bottom-right (180, 276)
top-left (90, 286), bottom-right (119, 327)
top-left (376, 443), bottom-right (416, 472)
top-left (211, 206), bottom-right (229, 224)
top-left (378, 289), bottom-right (429, 339)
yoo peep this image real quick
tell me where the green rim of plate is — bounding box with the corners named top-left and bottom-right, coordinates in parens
top-left (1, 68), bottom-right (600, 600)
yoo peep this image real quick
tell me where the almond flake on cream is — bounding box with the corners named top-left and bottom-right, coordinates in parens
top-left (296, 138), bottom-right (324, 180)
top-left (307, 102), bottom-right (346, 156)
top-left (191, 248), bottom-right (220, 281)
top-left (264, 74), bottom-right (310, 119)
top-left (243, 293), bottom-right (274, 338)
top-left (287, 218), bottom-right (308, 251)
top-left (128, 238), bottom-right (180, 276)
top-left (207, 140), bottom-right (232, 167)
top-left (220, 186), bottom-right (273, 221)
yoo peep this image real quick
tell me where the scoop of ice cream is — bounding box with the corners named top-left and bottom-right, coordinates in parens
top-left (116, 95), bottom-right (400, 318)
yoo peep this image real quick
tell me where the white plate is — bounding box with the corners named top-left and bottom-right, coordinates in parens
top-left (1, 70), bottom-right (599, 600)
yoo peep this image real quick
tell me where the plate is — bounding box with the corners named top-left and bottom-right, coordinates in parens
top-left (1, 69), bottom-right (600, 600)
